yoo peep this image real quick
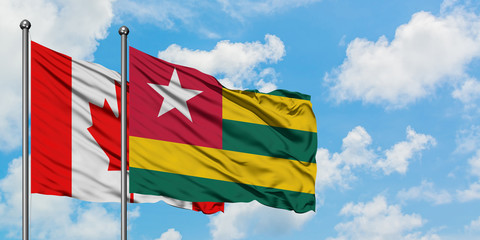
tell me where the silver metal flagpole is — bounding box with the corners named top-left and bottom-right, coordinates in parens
top-left (119, 25), bottom-right (129, 240)
top-left (20, 19), bottom-right (31, 240)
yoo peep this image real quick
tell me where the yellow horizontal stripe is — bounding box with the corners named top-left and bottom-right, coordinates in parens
top-left (130, 136), bottom-right (316, 194)
top-left (222, 89), bottom-right (316, 132)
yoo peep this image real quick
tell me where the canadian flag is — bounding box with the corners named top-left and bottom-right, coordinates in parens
top-left (30, 41), bottom-right (223, 214)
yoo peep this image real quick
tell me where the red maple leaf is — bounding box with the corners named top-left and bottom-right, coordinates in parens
top-left (88, 81), bottom-right (129, 171)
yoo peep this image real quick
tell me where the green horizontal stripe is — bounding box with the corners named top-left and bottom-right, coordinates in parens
top-left (130, 167), bottom-right (315, 213)
top-left (243, 89), bottom-right (311, 100)
top-left (222, 119), bottom-right (317, 163)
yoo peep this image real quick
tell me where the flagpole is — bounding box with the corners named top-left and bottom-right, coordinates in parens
top-left (20, 19), bottom-right (31, 240)
top-left (119, 25), bottom-right (129, 240)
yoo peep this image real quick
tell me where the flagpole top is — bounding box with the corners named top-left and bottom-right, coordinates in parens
top-left (19, 20), bottom-right (31, 30)
top-left (118, 26), bottom-right (129, 36)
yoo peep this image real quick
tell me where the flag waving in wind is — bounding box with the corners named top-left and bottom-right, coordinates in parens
top-left (129, 47), bottom-right (317, 213)
top-left (30, 41), bottom-right (223, 214)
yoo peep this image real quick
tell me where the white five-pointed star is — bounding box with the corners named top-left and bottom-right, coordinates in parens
top-left (147, 68), bottom-right (202, 122)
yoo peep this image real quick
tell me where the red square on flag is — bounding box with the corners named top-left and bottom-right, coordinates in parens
top-left (129, 47), bottom-right (223, 149)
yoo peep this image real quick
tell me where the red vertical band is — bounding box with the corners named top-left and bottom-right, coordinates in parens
top-left (31, 41), bottom-right (72, 196)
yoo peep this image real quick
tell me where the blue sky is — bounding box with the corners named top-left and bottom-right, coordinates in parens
top-left (1, 0), bottom-right (480, 239)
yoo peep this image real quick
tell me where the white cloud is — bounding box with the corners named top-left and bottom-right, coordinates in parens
top-left (469, 150), bottom-right (480, 178)
top-left (465, 216), bottom-right (480, 232)
top-left (457, 182), bottom-right (480, 202)
top-left (127, 206), bottom-right (141, 231)
top-left (255, 79), bottom-right (278, 93)
top-left (10, 0), bottom-right (115, 61)
top-left (397, 180), bottom-right (452, 205)
top-left (128, 206), bottom-right (140, 220)
top-left (457, 150), bottom-right (480, 202)
top-left (375, 126), bottom-right (436, 175)
top-left (455, 125), bottom-right (480, 154)
top-left (326, 7), bottom-right (480, 108)
top-left (340, 126), bottom-right (376, 167)
top-left (316, 126), bottom-right (435, 190)
top-left (0, 157), bottom-right (120, 239)
top-left (114, 0), bottom-right (320, 38)
top-left (114, 0), bottom-right (194, 29)
top-left (43, 203), bottom-right (119, 240)
top-left (155, 228), bottom-right (182, 240)
top-left (456, 147), bottom-right (480, 202)
top-left (328, 195), bottom-right (439, 240)
top-left (217, 0), bottom-right (321, 20)
top-left (254, 68), bottom-right (279, 92)
top-left (338, 35), bottom-right (347, 46)
top-left (452, 78), bottom-right (480, 107)
top-left (0, 158), bottom-right (23, 236)
top-left (0, 0), bottom-right (115, 151)
top-left (114, 0), bottom-right (227, 39)
top-left (158, 34), bottom-right (285, 91)
top-left (441, 0), bottom-right (460, 13)
top-left (316, 126), bottom-right (376, 190)
top-left (209, 201), bottom-right (314, 240)
top-left (315, 148), bottom-right (352, 190)
top-left (404, 232), bottom-right (442, 240)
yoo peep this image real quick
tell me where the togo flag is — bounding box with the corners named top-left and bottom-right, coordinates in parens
top-left (129, 47), bottom-right (317, 213)
top-left (31, 41), bottom-right (223, 214)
